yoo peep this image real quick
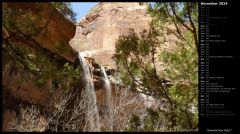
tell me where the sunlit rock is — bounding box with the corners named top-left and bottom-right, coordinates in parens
top-left (70, 2), bottom-right (152, 69)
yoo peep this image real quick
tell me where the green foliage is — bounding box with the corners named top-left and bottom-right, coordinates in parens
top-left (158, 20), bottom-right (198, 123)
top-left (115, 2), bottom-right (198, 132)
top-left (3, 4), bottom-right (81, 92)
top-left (2, 8), bottom-right (41, 35)
top-left (3, 38), bottom-right (82, 91)
top-left (113, 26), bottom-right (167, 97)
top-left (52, 2), bottom-right (77, 23)
top-left (126, 106), bottom-right (197, 132)
top-left (125, 114), bottom-right (141, 132)
top-left (161, 39), bottom-right (198, 130)
top-left (63, 63), bottom-right (81, 79)
top-left (160, 37), bottom-right (198, 85)
top-left (143, 108), bottom-right (160, 131)
top-left (148, 2), bottom-right (198, 26)
top-left (148, 2), bottom-right (198, 53)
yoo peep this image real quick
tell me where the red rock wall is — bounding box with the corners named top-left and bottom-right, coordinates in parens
top-left (70, 2), bottom-right (152, 69)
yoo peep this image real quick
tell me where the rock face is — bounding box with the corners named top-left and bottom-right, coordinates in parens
top-left (3, 2), bottom-right (77, 63)
top-left (2, 2), bottom-right (77, 106)
top-left (70, 2), bottom-right (152, 69)
top-left (2, 3), bottom-right (77, 131)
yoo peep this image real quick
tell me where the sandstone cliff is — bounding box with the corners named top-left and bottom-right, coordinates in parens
top-left (70, 2), bottom-right (152, 69)
top-left (2, 3), bottom-right (77, 131)
top-left (2, 2), bottom-right (185, 132)
top-left (3, 2), bottom-right (76, 62)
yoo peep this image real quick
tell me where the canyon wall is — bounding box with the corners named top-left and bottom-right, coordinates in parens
top-left (70, 2), bottom-right (152, 69)
top-left (2, 3), bottom-right (77, 131)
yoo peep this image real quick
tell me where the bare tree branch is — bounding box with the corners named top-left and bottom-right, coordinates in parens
top-left (169, 3), bottom-right (193, 32)
top-left (186, 3), bottom-right (198, 53)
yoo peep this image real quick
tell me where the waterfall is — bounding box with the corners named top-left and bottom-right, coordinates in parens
top-left (101, 66), bottom-right (113, 131)
top-left (78, 52), bottom-right (100, 132)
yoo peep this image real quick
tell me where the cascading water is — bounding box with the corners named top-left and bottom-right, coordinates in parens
top-left (78, 52), bottom-right (100, 132)
top-left (101, 66), bottom-right (113, 131)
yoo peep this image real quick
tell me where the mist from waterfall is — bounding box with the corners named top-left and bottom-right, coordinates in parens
top-left (101, 66), bottom-right (113, 131)
top-left (78, 52), bottom-right (100, 132)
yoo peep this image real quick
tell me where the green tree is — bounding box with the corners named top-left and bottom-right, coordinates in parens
top-left (52, 2), bottom-right (77, 23)
top-left (125, 114), bottom-right (141, 132)
top-left (148, 2), bottom-right (198, 54)
top-left (114, 2), bottom-right (198, 131)
top-left (113, 25), bottom-right (173, 106)
top-left (148, 3), bottom-right (198, 130)
top-left (2, 3), bottom-right (81, 92)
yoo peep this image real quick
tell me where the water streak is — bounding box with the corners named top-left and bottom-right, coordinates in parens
top-left (101, 66), bottom-right (113, 131)
top-left (78, 52), bottom-right (100, 132)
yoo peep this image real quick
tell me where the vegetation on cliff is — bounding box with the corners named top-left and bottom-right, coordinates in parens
top-left (52, 2), bottom-right (77, 23)
top-left (2, 2), bottom-right (80, 90)
top-left (2, 2), bottom-right (198, 132)
top-left (2, 3), bottom-right (81, 131)
top-left (113, 2), bottom-right (198, 131)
